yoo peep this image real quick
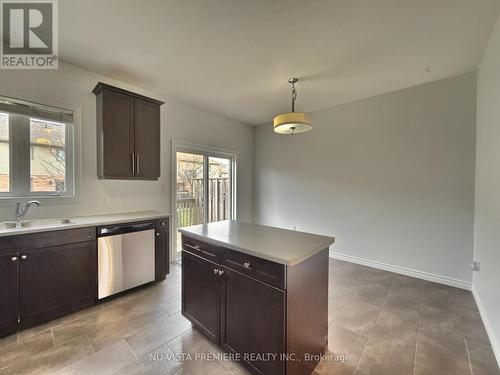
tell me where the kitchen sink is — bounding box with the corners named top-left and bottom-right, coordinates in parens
top-left (0, 218), bottom-right (73, 230)
top-left (0, 221), bottom-right (17, 229)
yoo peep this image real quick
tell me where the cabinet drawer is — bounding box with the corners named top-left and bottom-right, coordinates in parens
top-left (221, 249), bottom-right (286, 290)
top-left (0, 227), bottom-right (96, 255)
top-left (182, 235), bottom-right (220, 263)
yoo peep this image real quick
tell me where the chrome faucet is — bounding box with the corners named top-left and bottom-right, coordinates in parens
top-left (15, 201), bottom-right (41, 226)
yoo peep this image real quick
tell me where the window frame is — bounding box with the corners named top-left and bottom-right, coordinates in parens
top-left (0, 93), bottom-right (81, 203)
top-left (171, 139), bottom-right (238, 261)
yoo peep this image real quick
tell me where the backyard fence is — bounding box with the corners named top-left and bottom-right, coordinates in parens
top-left (177, 178), bottom-right (230, 227)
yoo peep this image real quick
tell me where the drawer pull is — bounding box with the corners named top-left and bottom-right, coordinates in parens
top-left (218, 270), bottom-right (225, 276)
top-left (21, 255), bottom-right (27, 260)
top-left (11, 256), bottom-right (18, 262)
top-left (185, 243), bottom-right (200, 251)
top-left (214, 268), bottom-right (219, 274)
top-left (243, 262), bottom-right (252, 269)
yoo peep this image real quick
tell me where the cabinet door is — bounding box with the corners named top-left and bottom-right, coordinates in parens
top-left (19, 241), bottom-right (97, 327)
top-left (155, 229), bottom-right (169, 280)
top-left (221, 268), bottom-right (286, 375)
top-left (0, 253), bottom-right (19, 337)
top-left (134, 98), bottom-right (160, 179)
top-left (181, 251), bottom-right (220, 343)
top-left (100, 89), bottom-right (135, 178)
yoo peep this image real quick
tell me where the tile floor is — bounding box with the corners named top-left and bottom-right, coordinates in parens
top-left (0, 259), bottom-right (498, 375)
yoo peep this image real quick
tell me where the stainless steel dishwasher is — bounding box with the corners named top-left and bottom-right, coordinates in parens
top-left (97, 221), bottom-right (155, 299)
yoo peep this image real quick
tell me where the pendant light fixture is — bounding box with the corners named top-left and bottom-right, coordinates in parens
top-left (273, 78), bottom-right (312, 135)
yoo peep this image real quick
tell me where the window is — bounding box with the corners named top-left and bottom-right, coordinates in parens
top-left (0, 96), bottom-right (74, 198)
top-left (172, 140), bottom-right (237, 257)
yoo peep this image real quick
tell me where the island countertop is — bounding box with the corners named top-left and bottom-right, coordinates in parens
top-left (178, 220), bottom-right (335, 266)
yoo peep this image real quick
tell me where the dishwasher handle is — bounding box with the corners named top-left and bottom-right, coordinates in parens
top-left (97, 221), bottom-right (154, 237)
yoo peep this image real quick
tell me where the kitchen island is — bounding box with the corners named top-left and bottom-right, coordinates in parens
top-left (179, 220), bottom-right (335, 375)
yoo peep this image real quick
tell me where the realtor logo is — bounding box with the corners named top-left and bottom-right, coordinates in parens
top-left (1, 0), bottom-right (58, 69)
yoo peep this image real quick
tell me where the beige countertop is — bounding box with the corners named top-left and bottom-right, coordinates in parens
top-left (179, 220), bottom-right (335, 266)
top-left (0, 211), bottom-right (171, 237)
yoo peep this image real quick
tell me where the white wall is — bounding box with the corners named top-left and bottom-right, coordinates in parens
top-left (0, 62), bottom-right (253, 222)
top-left (473, 15), bottom-right (500, 363)
top-left (254, 73), bottom-right (476, 285)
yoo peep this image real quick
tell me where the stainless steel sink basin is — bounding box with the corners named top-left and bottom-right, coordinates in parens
top-left (0, 218), bottom-right (73, 230)
top-left (0, 221), bottom-right (17, 229)
top-left (20, 218), bottom-right (73, 227)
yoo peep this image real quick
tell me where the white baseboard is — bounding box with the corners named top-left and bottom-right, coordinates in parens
top-left (329, 250), bottom-right (472, 290)
top-left (472, 287), bottom-right (500, 368)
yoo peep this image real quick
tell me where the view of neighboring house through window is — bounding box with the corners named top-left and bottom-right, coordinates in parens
top-left (30, 119), bottom-right (67, 193)
top-left (0, 96), bottom-right (74, 198)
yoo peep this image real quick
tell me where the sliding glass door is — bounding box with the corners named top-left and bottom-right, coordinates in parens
top-left (174, 142), bottom-right (236, 257)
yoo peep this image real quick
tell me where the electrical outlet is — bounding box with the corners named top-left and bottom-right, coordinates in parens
top-left (471, 261), bottom-right (480, 272)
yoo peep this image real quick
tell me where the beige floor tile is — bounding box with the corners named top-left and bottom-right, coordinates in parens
top-left (159, 292), bottom-right (182, 316)
top-left (0, 330), bottom-right (54, 370)
top-left (3, 261), bottom-right (497, 375)
top-left (350, 282), bottom-right (390, 307)
top-left (0, 334), bottom-right (93, 375)
top-left (54, 339), bottom-right (137, 374)
top-left (175, 358), bottom-right (234, 375)
top-left (333, 298), bottom-right (381, 337)
top-left (369, 302), bottom-right (419, 347)
top-left (385, 284), bottom-right (421, 310)
top-left (356, 340), bottom-right (416, 375)
top-left (467, 337), bottom-right (500, 375)
top-left (113, 344), bottom-right (182, 375)
top-left (328, 323), bottom-right (368, 368)
top-left (414, 333), bottom-right (470, 375)
top-left (125, 312), bottom-right (192, 358)
top-left (312, 349), bottom-right (357, 375)
top-left (0, 332), bottom-right (17, 348)
top-left (167, 329), bottom-right (222, 357)
top-left (422, 284), bottom-right (479, 321)
top-left (418, 304), bottom-right (466, 349)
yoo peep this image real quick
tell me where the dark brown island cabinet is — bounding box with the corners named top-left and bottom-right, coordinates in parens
top-left (180, 227), bottom-right (334, 375)
top-left (93, 82), bottom-right (164, 180)
top-left (0, 217), bottom-right (170, 338)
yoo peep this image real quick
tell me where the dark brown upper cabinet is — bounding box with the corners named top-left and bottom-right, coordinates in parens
top-left (93, 82), bottom-right (164, 180)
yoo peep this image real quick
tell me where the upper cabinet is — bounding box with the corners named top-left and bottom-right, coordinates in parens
top-left (93, 82), bottom-right (164, 180)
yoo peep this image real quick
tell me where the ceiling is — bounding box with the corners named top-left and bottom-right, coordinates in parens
top-left (59, 0), bottom-right (500, 125)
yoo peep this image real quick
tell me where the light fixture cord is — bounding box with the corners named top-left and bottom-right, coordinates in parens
top-left (291, 81), bottom-right (297, 112)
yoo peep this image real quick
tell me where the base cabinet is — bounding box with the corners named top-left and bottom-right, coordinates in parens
top-left (19, 241), bottom-right (96, 328)
top-left (0, 253), bottom-right (19, 337)
top-left (181, 235), bottom-right (329, 375)
top-left (221, 267), bottom-right (285, 375)
top-left (0, 227), bottom-right (97, 337)
top-left (182, 251), bottom-right (220, 342)
top-left (155, 218), bottom-right (170, 280)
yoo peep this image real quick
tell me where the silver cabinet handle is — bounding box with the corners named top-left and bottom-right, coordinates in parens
top-left (21, 255), bottom-right (27, 260)
top-left (11, 256), bottom-right (18, 262)
top-left (131, 153), bottom-right (135, 175)
top-left (218, 270), bottom-right (225, 276)
top-left (136, 154), bottom-right (140, 175)
top-left (214, 268), bottom-right (219, 274)
top-left (185, 243), bottom-right (200, 251)
top-left (156, 232), bottom-right (160, 237)
top-left (243, 262), bottom-right (251, 269)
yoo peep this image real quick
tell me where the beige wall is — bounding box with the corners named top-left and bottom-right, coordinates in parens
top-left (0, 62), bottom-right (254, 222)
top-left (254, 73), bottom-right (476, 285)
top-left (474, 15), bottom-right (500, 364)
